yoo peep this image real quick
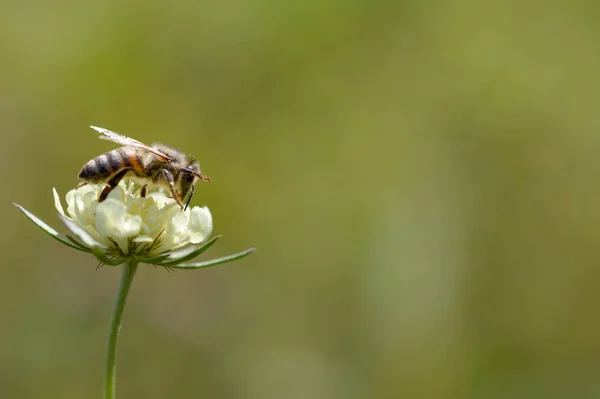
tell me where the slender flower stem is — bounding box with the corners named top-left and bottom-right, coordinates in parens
top-left (105, 261), bottom-right (138, 399)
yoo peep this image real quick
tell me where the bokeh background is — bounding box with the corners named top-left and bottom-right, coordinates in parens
top-left (2, 1), bottom-right (600, 398)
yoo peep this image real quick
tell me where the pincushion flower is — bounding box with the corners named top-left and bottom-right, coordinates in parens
top-left (15, 178), bottom-right (254, 399)
top-left (16, 181), bottom-right (253, 269)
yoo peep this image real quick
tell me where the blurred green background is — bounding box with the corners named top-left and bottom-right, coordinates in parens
top-left (2, 1), bottom-right (600, 398)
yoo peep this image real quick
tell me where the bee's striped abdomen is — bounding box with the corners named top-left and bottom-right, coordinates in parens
top-left (118, 146), bottom-right (145, 175)
top-left (78, 154), bottom-right (111, 182)
top-left (78, 147), bottom-right (144, 182)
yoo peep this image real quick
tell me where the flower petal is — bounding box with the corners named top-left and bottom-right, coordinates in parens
top-left (133, 235), bottom-right (154, 243)
top-left (60, 215), bottom-right (106, 248)
top-left (187, 206), bottom-right (213, 244)
top-left (96, 198), bottom-right (142, 239)
top-left (53, 188), bottom-right (67, 218)
top-left (161, 209), bottom-right (189, 249)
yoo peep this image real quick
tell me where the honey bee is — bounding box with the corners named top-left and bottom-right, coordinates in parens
top-left (78, 126), bottom-right (211, 210)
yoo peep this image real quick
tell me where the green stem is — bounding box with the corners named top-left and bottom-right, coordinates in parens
top-left (105, 261), bottom-right (138, 399)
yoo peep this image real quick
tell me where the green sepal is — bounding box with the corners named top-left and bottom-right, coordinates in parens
top-left (93, 250), bottom-right (126, 266)
top-left (14, 203), bottom-right (89, 252)
top-left (158, 235), bottom-right (221, 266)
top-left (142, 254), bottom-right (171, 264)
top-left (168, 248), bottom-right (255, 270)
top-left (66, 235), bottom-right (92, 252)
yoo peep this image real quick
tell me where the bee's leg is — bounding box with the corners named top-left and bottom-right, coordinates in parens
top-left (99, 168), bottom-right (131, 202)
top-left (140, 185), bottom-right (148, 198)
top-left (184, 185), bottom-right (194, 211)
top-left (161, 169), bottom-right (184, 209)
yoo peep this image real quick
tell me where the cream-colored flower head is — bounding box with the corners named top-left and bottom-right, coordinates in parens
top-left (15, 181), bottom-right (254, 269)
top-left (53, 182), bottom-right (213, 263)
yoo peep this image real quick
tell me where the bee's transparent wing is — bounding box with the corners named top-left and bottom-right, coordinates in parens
top-left (90, 126), bottom-right (170, 160)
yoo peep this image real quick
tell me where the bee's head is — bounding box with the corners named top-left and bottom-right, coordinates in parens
top-left (180, 159), bottom-right (211, 209)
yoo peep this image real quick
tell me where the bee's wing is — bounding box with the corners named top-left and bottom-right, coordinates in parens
top-left (90, 126), bottom-right (170, 160)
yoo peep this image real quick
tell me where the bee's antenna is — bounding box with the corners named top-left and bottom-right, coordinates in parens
top-left (195, 173), bottom-right (212, 183)
top-left (184, 168), bottom-right (212, 183)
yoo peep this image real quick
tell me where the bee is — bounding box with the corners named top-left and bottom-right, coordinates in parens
top-left (78, 126), bottom-right (211, 210)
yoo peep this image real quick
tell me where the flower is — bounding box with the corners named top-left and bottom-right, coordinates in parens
top-left (15, 181), bottom-right (254, 269)
top-left (55, 182), bottom-right (213, 260)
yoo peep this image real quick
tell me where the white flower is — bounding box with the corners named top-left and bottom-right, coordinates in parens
top-left (15, 181), bottom-right (254, 269)
top-left (55, 182), bottom-right (212, 257)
